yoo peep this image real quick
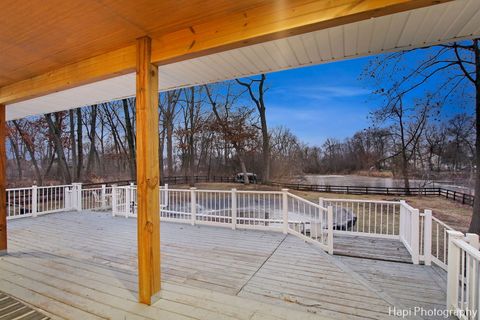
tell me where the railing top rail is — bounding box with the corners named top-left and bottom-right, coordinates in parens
top-left (184, 189), bottom-right (233, 193)
top-left (400, 201), bottom-right (418, 212)
top-left (6, 187), bottom-right (33, 191)
top-left (236, 190), bottom-right (283, 195)
top-left (431, 215), bottom-right (455, 231)
top-left (288, 192), bottom-right (327, 211)
top-left (36, 184), bottom-right (73, 189)
top-left (321, 198), bottom-right (401, 205)
top-left (452, 238), bottom-right (480, 260)
top-left (83, 186), bottom-right (112, 190)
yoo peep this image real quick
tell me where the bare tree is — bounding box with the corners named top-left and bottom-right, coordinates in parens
top-left (236, 74), bottom-right (270, 182)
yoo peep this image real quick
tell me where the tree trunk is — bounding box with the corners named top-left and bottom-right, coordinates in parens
top-left (44, 113), bottom-right (72, 184)
top-left (8, 135), bottom-right (22, 179)
top-left (240, 157), bottom-right (249, 185)
top-left (69, 109), bottom-right (77, 180)
top-left (86, 105), bottom-right (98, 175)
top-left (469, 40), bottom-right (480, 234)
top-left (123, 99), bottom-right (136, 180)
top-left (12, 120), bottom-right (42, 185)
top-left (76, 108), bottom-right (83, 180)
top-left (167, 121), bottom-right (174, 176)
top-left (189, 87), bottom-right (195, 187)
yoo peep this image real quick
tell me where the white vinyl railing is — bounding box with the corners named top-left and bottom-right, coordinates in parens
top-left (419, 212), bottom-right (455, 270)
top-left (446, 231), bottom-right (480, 319)
top-left (81, 186), bottom-right (112, 211)
top-left (7, 185), bottom-right (71, 219)
top-left (6, 187), bottom-right (34, 219)
top-left (6, 183), bottom-right (115, 220)
top-left (112, 185), bottom-right (333, 252)
top-left (5, 182), bottom-right (464, 269)
top-left (288, 192), bottom-right (332, 253)
top-left (321, 198), bottom-right (401, 237)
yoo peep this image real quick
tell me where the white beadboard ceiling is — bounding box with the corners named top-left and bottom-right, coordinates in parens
top-left (7, 0), bottom-right (480, 120)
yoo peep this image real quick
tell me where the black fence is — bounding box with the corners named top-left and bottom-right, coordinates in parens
top-left (268, 182), bottom-right (475, 206)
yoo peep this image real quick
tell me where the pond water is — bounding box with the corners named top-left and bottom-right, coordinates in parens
top-left (302, 175), bottom-right (474, 194)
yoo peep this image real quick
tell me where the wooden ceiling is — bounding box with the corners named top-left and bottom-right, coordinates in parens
top-left (0, 0), bottom-right (266, 87)
top-left (0, 0), bottom-right (451, 105)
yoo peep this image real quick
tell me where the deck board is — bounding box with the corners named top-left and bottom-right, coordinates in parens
top-left (336, 256), bottom-right (452, 319)
top-left (0, 291), bottom-right (50, 320)
top-left (333, 234), bottom-right (413, 263)
top-left (0, 211), bottom-right (448, 320)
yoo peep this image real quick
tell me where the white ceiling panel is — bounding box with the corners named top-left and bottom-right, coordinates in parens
top-left (7, 0), bottom-right (480, 120)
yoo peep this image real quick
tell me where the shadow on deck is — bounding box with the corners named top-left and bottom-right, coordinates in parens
top-left (0, 211), bottom-right (448, 320)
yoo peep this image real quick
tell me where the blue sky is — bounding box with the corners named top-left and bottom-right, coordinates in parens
top-left (257, 45), bottom-right (475, 147)
top-left (262, 57), bottom-right (378, 146)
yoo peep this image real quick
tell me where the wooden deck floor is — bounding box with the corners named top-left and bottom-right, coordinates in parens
top-left (0, 212), bottom-right (448, 320)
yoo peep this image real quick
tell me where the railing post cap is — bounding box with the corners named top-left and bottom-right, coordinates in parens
top-left (190, 187), bottom-right (197, 190)
top-left (424, 209), bottom-right (432, 215)
top-left (231, 188), bottom-right (237, 191)
top-left (281, 188), bottom-right (289, 192)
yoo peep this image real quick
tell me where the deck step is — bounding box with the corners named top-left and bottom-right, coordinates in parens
top-left (332, 234), bottom-right (413, 263)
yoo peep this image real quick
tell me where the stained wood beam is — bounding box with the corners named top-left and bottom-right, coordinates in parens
top-left (0, 0), bottom-right (450, 105)
top-left (0, 104), bottom-right (6, 255)
top-left (135, 37), bottom-right (160, 305)
top-left (0, 46), bottom-right (136, 105)
top-left (150, 0), bottom-right (452, 65)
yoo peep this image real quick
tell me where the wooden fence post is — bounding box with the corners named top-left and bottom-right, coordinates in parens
top-left (446, 230), bottom-right (464, 311)
top-left (423, 210), bottom-right (432, 266)
top-left (231, 188), bottom-right (237, 230)
top-left (190, 187), bottom-right (196, 226)
top-left (282, 189), bottom-right (289, 234)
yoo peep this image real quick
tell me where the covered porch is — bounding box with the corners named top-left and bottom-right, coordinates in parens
top-left (1, 0), bottom-right (480, 318)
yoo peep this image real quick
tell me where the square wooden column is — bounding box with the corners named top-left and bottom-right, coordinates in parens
top-left (0, 104), bottom-right (6, 256)
top-left (135, 37), bottom-right (160, 305)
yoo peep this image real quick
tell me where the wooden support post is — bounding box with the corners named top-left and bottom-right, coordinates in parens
top-left (0, 104), bottom-right (5, 256)
top-left (136, 36), bottom-right (160, 305)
